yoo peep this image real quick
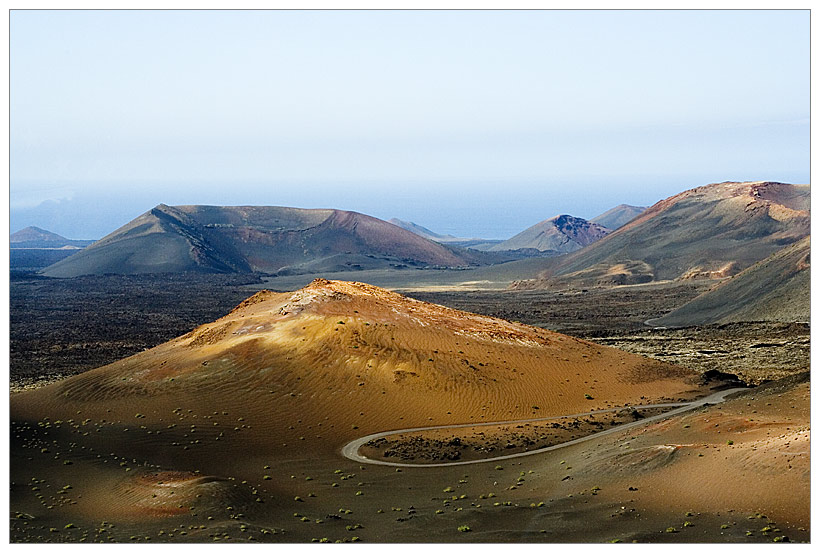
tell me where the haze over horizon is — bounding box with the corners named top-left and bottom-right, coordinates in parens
top-left (10, 10), bottom-right (809, 240)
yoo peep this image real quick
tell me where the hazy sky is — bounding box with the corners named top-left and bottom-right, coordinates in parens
top-left (10, 9), bottom-right (810, 239)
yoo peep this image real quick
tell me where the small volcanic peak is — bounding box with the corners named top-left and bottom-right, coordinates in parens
top-left (550, 214), bottom-right (611, 246)
top-left (208, 278), bottom-right (557, 349)
top-left (301, 277), bottom-right (398, 299)
top-left (273, 279), bottom-right (360, 316)
top-left (489, 214), bottom-right (611, 253)
top-left (288, 278), bottom-right (559, 347)
top-left (590, 204), bottom-right (646, 230)
top-left (10, 226), bottom-right (66, 243)
top-left (10, 226), bottom-right (94, 249)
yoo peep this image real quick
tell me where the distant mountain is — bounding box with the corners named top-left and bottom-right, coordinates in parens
top-left (388, 218), bottom-right (505, 251)
top-left (648, 236), bottom-right (810, 327)
top-left (42, 205), bottom-right (482, 278)
top-left (511, 181), bottom-right (810, 290)
top-left (590, 204), bottom-right (646, 230)
top-left (488, 214), bottom-right (611, 253)
top-left (10, 226), bottom-right (94, 249)
top-left (388, 218), bottom-right (457, 241)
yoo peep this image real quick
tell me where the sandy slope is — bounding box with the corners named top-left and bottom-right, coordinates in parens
top-left (12, 280), bottom-right (705, 448)
top-left (17, 279), bottom-right (796, 544)
top-left (575, 374), bottom-right (810, 533)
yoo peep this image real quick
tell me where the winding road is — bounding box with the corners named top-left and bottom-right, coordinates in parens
top-left (341, 387), bottom-right (747, 467)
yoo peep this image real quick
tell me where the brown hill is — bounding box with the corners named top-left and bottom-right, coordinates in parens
top-left (41, 205), bottom-right (477, 277)
top-left (488, 214), bottom-right (611, 253)
top-left (649, 236), bottom-right (810, 327)
top-left (512, 181), bottom-right (810, 290)
top-left (11, 279), bottom-right (705, 435)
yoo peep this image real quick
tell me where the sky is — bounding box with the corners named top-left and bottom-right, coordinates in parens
top-left (9, 9), bottom-right (810, 239)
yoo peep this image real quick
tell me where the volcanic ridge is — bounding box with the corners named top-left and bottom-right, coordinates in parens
top-left (41, 205), bottom-right (483, 278)
top-left (512, 181), bottom-right (810, 289)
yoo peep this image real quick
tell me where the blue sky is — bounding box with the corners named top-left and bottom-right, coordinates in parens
top-left (10, 9), bottom-right (810, 239)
